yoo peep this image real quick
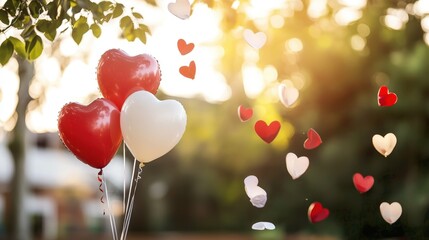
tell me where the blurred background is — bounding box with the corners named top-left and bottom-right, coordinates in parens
top-left (1, 0), bottom-right (429, 239)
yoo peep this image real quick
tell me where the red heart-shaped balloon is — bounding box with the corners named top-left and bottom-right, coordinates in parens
top-left (254, 120), bottom-right (281, 143)
top-left (97, 49), bottom-right (161, 110)
top-left (353, 173), bottom-right (374, 194)
top-left (238, 105), bottom-right (253, 122)
top-left (304, 128), bottom-right (322, 150)
top-left (377, 85), bottom-right (397, 107)
top-left (177, 39), bottom-right (194, 55)
top-left (308, 202), bottom-right (329, 223)
top-left (58, 99), bottom-right (122, 169)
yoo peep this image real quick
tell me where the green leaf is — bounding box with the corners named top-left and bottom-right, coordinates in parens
top-left (0, 9), bottom-right (9, 25)
top-left (44, 29), bottom-right (56, 41)
top-left (90, 23), bottom-right (101, 38)
top-left (8, 36), bottom-right (26, 58)
top-left (36, 19), bottom-right (50, 32)
top-left (99, 1), bottom-right (113, 11)
top-left (21, 25), bottom-right (35, 39)
top-left (132, 12), bottom-right (144, 19)
top-left (29, 1), bottom-right (44, 18)
top-left (72, 17), bottom-right (89, 44)
top-left (26, 35), bottom-right (43, 60)
top-left (139, 23), bottom-right (151, 36)
top-left (145, 0), bottom-right (157, 6)
top-left (135, 28), bottom-right (146, 44)
top-left (120, 16), bottom-right (133, 30)
top-left (112, 4), bottom-right (124, 18)
top-left (0, 39), bottom-right (14, 65)
top-left (47, 1), bottom-right (58, 19)
top-left (4, 0), bottom-right (18, 15)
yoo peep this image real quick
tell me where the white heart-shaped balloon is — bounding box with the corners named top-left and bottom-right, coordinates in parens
top-left (278, 84), bottom-right (299, 108)
top-left (285, 152), bottom-right (309, 180)
top-left (252, 222), bottom-right (276, 230)
top-left (168, 0), bottom-right (191, 20)
top-left (243, 29), bottom-right (267, 49)
top-left (372, 133), bottom-right (397, 157)
top-left (380, 202), bottom-right (402, 224)
top-left (120, 90), bottom-right (187, 163)
top-left (244, 175), bottom-right (267, 208)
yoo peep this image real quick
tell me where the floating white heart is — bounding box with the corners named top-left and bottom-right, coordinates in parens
top-left (244, 175), bottom-right (267, 208)
top-left (252, 222), bottom-right (276, 230)
top-left (243, 29), bottom-right (267, 49)
top-left (168, 0), bottom-right (191, 20)
top-left (278, 84), bottom-right (299, 108)
top-left (372, 133), bottom-right (397, 157)
top-left (285, 152), bottom-right (309, 180)
top-left (120, 90), bottom-right (187, 163)
top-left (380, 202), bottom-right (402, 224)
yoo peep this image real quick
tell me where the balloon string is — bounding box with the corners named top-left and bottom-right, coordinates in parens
top-left (121, 162), bottom-right (144, 240)
top-left (120, 158), bottom-right (137, 240)
top-left (97, 170), bottom-right (105, 213)
top-left (103, 170), bottom-right (119, 240)
top-left (123, 141), bottom-right (126, 214)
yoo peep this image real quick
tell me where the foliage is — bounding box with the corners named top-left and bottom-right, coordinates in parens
top-left (0, 0), bottom-right (152, 65)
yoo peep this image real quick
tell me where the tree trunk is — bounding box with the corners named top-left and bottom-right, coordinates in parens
top-left (7, 56), bottom-right (34, 240)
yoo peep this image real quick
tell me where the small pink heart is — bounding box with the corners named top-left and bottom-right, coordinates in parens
top-left (238, 105), bottom-right (253, 122)
top-left (352, 173), bottom-right (374, 194)
top-left (303, 128), bottom-right (322, 150)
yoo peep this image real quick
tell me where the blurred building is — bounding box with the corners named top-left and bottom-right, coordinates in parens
top-left (0, 133), bottom-right (129, 239)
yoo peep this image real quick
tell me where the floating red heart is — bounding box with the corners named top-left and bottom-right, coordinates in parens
top-left (238, 105), bottom-right (253, 122)
top-left (254, 120), bottom-right (281, 143)
top-left (179, 60), bottom-right (196, 80)
top-left (97, 49), bottom-right (161, 110)
top-left (353, 173), bottom-right (374, 194)
top-left (177, 39), bottom-right (194, 55)
top-left (58, 99), bottom-right (122, 169)
top-left (308, 202), bottom-right (329, 223)
top-left (377, 85), bottom-right (397, 107)
top-left (303, 128), bottom-right (322, 150)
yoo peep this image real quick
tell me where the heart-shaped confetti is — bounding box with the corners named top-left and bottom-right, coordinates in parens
top-left (380, 202), bottom-right (402, 224)
top-left (285, 152), bottom-right (309, 180)
top-left (179, 60), bottom-right (196, 80)
top-left (377, 85), bottom-right (398, 107)
top-left (243, 29), bottom-right (267, 49)
top-left (177, 39), bottom-right (194, 55)
top-left (353, 173), bottom-right (374, 194)
top-left (303, 128), bottom-right (322, 150)
top-left (237, 105), bottom-right (253, 122)
top-left (168, 0), bottom-right (191, 20)
top-left (308, 202), bottom-right (329, 223)
top-left (244, 175), bottom-right (267, 208)
top-left (254, 120), bottom-right (281, 143)
top-left (252, 222), bottom-right (276, 230)
top-left (372, 133), bottom-right (397, 157)
top-left (278, 84), bottom-right (299, 107)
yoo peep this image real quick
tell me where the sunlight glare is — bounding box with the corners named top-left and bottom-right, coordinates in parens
top-left (357, 24), bottom-right (370, 37)
top-left (0, 59), bottom-right (19, 130)
top-left (246, 0), bottom-right (287, 19)
top-left (413, 0), bottom-right (429, 17)
top-left (263, 66), bottom-right (278, 84)
top-left (421, 16), bottom-right (429, 32)
top-left (286, 38), bottom-right (303, 53)
top-left (337, 0), bottom-right (367, 9)
top-left (242, 64), bottom-right (265, 99)
top-left (351, 35), bottom-right (366, 51)
top-left (307, 0), bottom-right (327, 19)
top-left (424, 33), bottom-right (429, 46)
top-left (384, 8), bottom-right (409, 30)
top-left (334, 8), bottom-right (362, 26)
top-left (270, 15), bottom-right (285, 29)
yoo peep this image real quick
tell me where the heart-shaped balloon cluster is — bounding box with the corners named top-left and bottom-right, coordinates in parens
top-left (58, 49), bottom-right (187, 169)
